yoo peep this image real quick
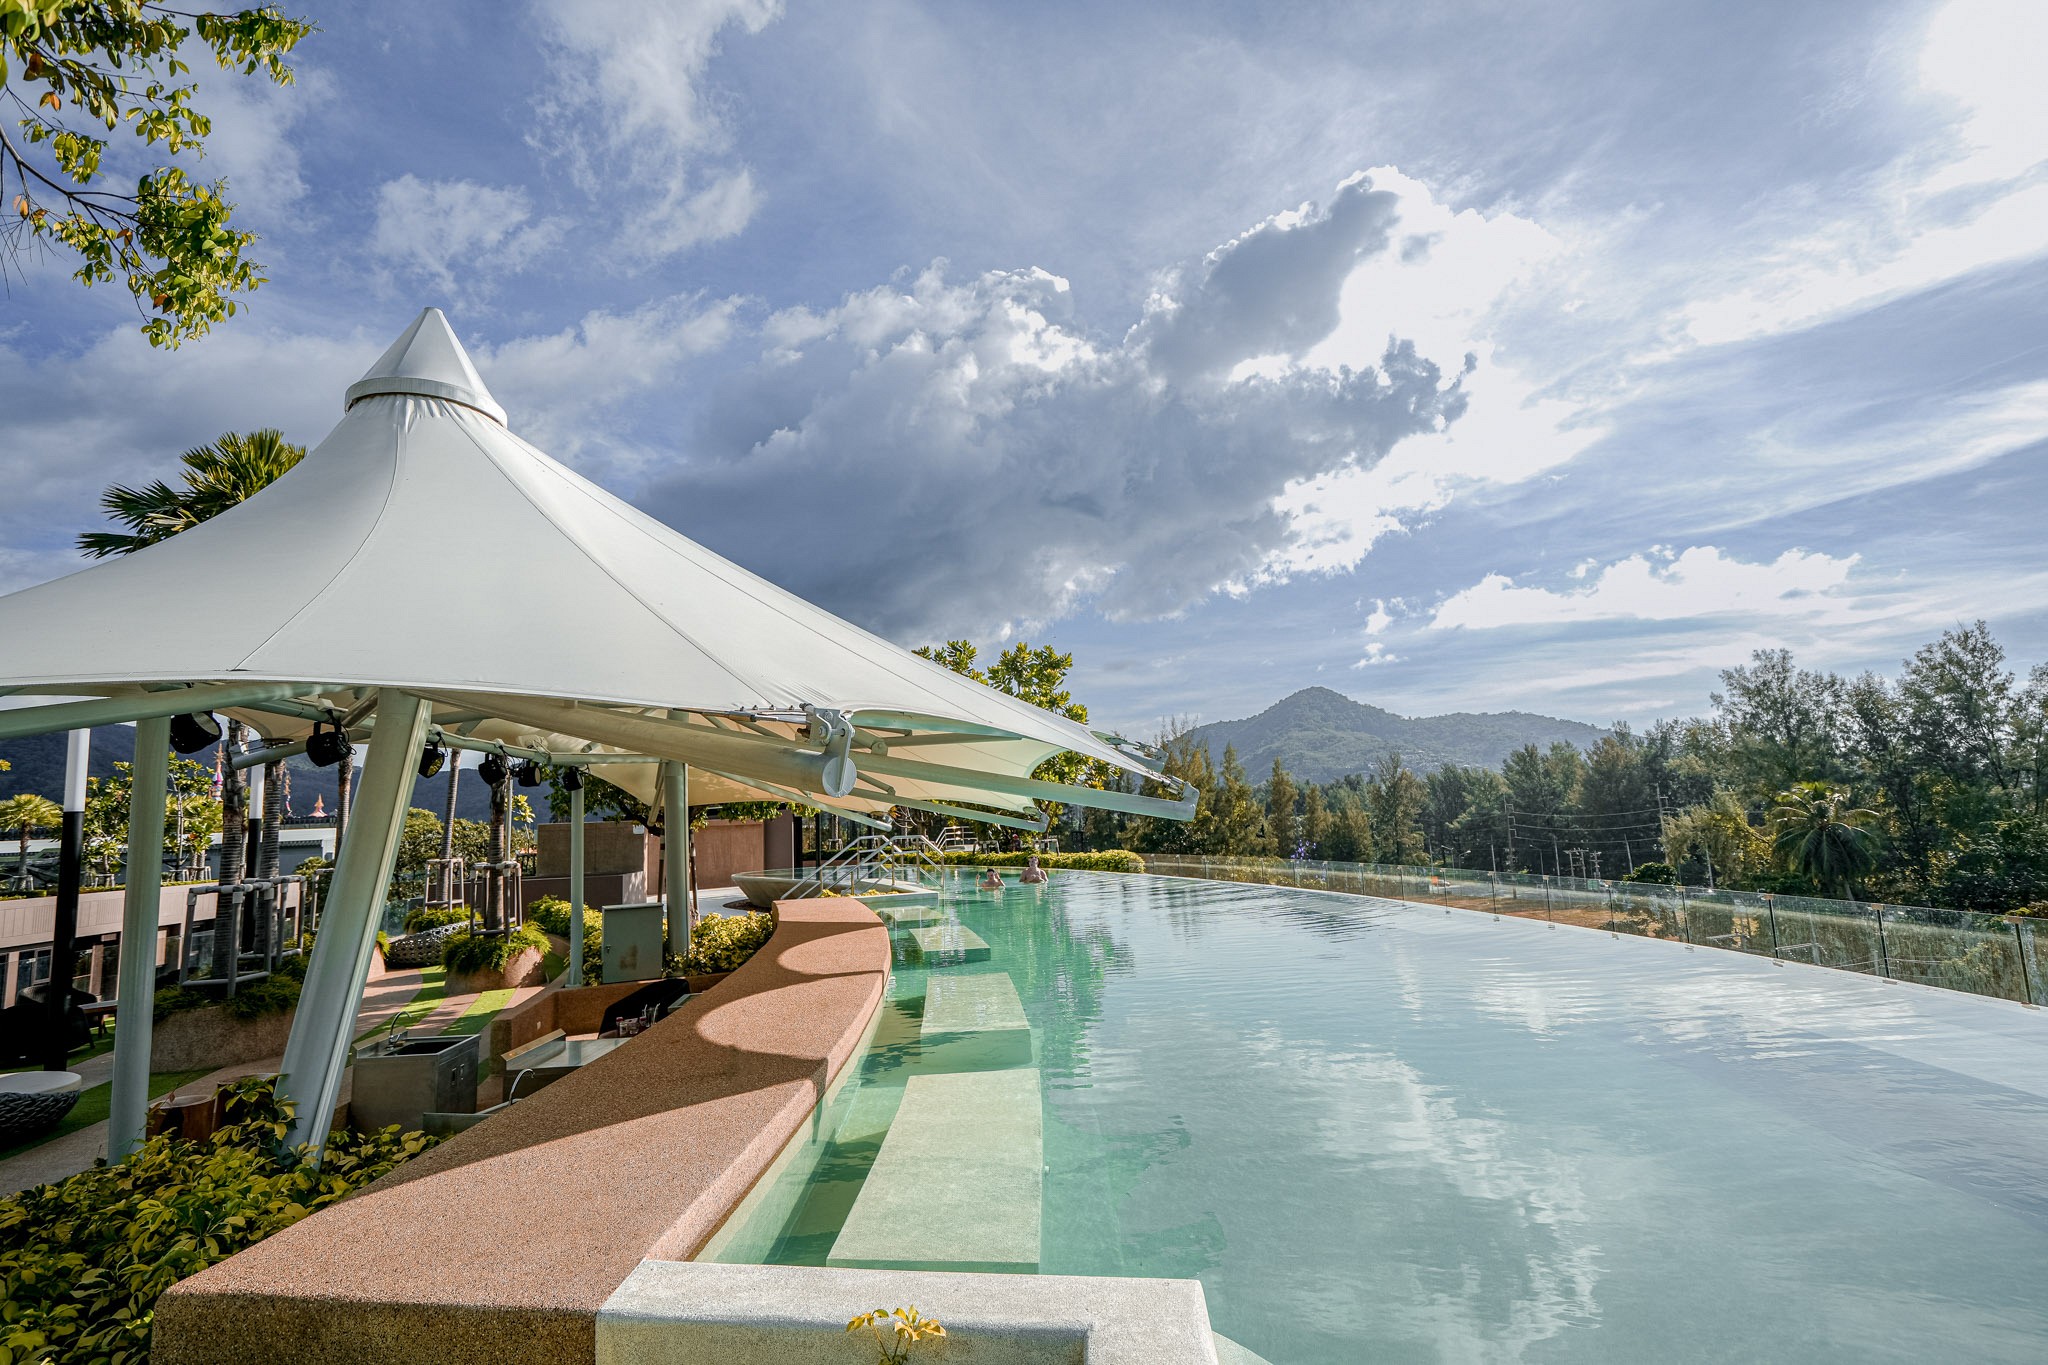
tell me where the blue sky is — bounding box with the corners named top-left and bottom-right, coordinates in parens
top-left (2, 0), bottom-right (2044, 737)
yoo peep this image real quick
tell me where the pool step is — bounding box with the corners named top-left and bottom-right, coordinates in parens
top-left (828, 1068), bottom-right (1042, 1272)
top-left (876, 902), bottom-right (947, 927)
top-left (902, 924), bottom-right (992, 965)
top-left (919, 971), bottom-right (1032, 1071)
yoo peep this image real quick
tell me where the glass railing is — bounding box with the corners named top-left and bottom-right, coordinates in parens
top-left (1139, 855), bottom-right (2047, 1008)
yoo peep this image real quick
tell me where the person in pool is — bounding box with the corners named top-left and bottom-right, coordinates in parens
top-left (1019, 854), bottom-right (1048, 884)
top-left (978, 868), bottom-right (1004, 890)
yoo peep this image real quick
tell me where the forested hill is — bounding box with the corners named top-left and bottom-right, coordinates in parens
top-left (1187, 687), bottom-right (1609, 784)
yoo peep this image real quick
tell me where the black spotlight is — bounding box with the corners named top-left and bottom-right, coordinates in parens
top-left (417, 741), bottom-right (447, 779)
top-left (512, 758), bottom-right (543, 788)
top-left (305, 721), bottom-right (354, 769)
top-left (560, 766), bottom-right (585, 793)
top-left (168, 711), bottom-right (222, 755)
top-left (477, 752), bottom-right (508, 786)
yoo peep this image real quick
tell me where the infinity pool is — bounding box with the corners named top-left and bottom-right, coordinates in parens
top-left (707, 871), bottom-right (2048, 1362)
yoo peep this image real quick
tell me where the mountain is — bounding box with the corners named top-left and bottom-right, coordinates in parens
top-left (1186, 687), bottom-right (1610, 785)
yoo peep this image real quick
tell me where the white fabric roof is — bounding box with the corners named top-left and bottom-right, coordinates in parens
top-left (0, 310), bottom-right (1171, 817)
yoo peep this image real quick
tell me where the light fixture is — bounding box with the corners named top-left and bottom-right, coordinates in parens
top-left (305, 721), bottom-right (353, 769)
top-left (477, 752), bottom-right (508, 786)
top-left (560, 766), bottom-right (585, 793)
top-left (512, 758), bottom-right (543, 788)
top-left (417, 741), bottom-right (446, 779)
top-left (169, 711), bottom-right (222, 754)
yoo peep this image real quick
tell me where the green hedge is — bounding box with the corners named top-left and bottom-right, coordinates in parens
top-left (441, 922), bottom-right (549, 977)
top-left (938, 849), bottom-right (1145, 873)
top-left (527, 896), bottom-right (602, 984)
top-left (152, 937), bottom-right (312, 1023)
top-left (401, 904), bottom-right (467, 934)
top-left (0, 1076), bottom-right (437, 1365)
top-left (679, 911), bottom-right (773, 975)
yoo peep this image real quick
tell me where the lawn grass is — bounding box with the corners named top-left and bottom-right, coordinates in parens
top-left (352, 965), bottom-right (448, 1044)
top-left (444, 988), bottom-right (516, 1037)
top-left (0, 1066), bottom-right (215, 1163)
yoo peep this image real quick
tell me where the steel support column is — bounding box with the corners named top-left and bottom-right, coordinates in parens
top-left (276, 691), bottom-right (431, 1156)
top-left (567, 782), bottom-right (585, 987)
top-left (662, 761), bottom-right (693, 950)
top-left (42, 729), bottom-right (90, 1070)
top-left (108, 716), bottom-right (169, 1159)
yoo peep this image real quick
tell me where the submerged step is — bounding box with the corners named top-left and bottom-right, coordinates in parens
top-left (876, 902), bottom-right (947, 927)
top-left (828, 1068), bottom-right (1042, 1273)
top-left (919, 971), bottom-right (1032, 1071)
top-left (902, 924), bottom-right (992, 965)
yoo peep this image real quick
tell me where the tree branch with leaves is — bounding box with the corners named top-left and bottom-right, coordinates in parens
top-left (2, 0), bottom-right (313, 347)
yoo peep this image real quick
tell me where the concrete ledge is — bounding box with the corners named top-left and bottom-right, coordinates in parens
top-left (152, 898), bottom-right (892, 1365)
top-left (597, 1261), bottom-right (1222, 1365)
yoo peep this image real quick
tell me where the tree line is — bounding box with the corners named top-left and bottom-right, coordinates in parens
top-left (1082, 622), bottom-right (2047, 914)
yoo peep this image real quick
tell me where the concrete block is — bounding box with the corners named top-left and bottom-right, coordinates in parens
top-left (901, 924), bottom-right (992, 965)
top-left (599, 1261), bottom-right (1222, 1365)
top-left (919, 972), bottom-right (1032, 1071)
top-left (829, 1069), bottom-right (1041, 1272)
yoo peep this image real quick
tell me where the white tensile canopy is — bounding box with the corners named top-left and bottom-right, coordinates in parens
top-left (0, 308), bottom-right (1193, 1152)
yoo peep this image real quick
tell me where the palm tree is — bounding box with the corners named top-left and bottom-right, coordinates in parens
top-left (76, 428), bottom-right (306, 557)
top-left (1770, 783), bottom-right (1882, 900)
top-left (1, 793), bottom-right (64, 891)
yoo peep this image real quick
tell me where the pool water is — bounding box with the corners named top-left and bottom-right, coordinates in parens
top-left (706, 871), bottom-right (2048, 1363)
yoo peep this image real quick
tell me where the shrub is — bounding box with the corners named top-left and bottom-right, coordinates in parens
top-left (679, 911), bottom-right (774, 975)
top-left (0, 1075), bottom-right (437, 1365)
top-left (441, 922), bottom-right (549, 977)
top-left (527, 896), bottom-right (602, 984)
top-left (402, 903), bottom-right (467, 934)
top-left (1623, 862), bottom-right (1678, 885)
top-left (937, 849), bottom-right (1145, 873)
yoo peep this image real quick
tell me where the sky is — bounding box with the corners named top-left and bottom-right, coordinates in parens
top-left (2, 0), bottom-right (2044, 738)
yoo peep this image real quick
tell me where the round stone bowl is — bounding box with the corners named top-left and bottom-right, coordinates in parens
top-left (0, 1069), bottom-right (85, 1144)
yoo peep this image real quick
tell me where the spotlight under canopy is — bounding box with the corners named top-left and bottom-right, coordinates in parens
top-left (305, 721), bottom-right (354, 769)
top-left (476, 752), bottom-right (508, 786)
top-left (168, 711), bottom-right (221, 755)
top-left (512, 758), bottom-right (543, 788)
top-left (417, 741), bottom-right (446, 779)
top-left (560, 766), bottom-right (584, 793)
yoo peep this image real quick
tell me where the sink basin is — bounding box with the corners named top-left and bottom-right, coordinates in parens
top-left (382, 1037), bottom-right (471, 1057)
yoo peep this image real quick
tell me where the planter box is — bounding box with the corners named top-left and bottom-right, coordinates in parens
top-left (445, 945), bottom-right (546, 998)
top-left (151, 1002), bottom-right (297, 1072)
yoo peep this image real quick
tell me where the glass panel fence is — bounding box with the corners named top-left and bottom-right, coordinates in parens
top-left (1138, 855), bottom-right (2047, 1010)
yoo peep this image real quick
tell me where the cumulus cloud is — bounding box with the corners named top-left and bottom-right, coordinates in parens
top-left (645, 175), bottom-right (1470, 639)
top-left (370, 175), bottom-right (564, 295)
top-left (1351, 641), bottom-right (1399, 669)
top-left (529, 0), bottom-right (780, 260)
top-left (480, 294), bottom-right (741, 467)
top-left (1430, 546), bottom-right (1862, 631)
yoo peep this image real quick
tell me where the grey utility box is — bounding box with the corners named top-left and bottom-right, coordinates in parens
top-left (602, 901), bottom-right (667, 984)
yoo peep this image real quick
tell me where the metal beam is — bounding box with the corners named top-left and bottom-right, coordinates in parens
top-left (420, 691), bottom-right (846, 797)
top-left (277, 692), bottom-right (432, 1156)
top-left (108, 716), bottom-right (169, 1160)
top-left (694, 770), bottom-right (895, 831)
top-left (855, 749), bottom-right (1199, 822)
top-left (662, 762), bottom-right (693, 946)
top-left (0, 681), bottom-right (325, 741)
top-left (567, 782), bottom-right (585, 988)
top-left (870, 793), bottom-right (1049, 833)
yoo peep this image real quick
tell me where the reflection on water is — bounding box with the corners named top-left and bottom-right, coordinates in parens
top-left (714, 871), bottom-right (2048, 1365)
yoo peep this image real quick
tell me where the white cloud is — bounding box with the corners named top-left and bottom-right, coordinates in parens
top-left (479, 294), bottom-right (743, 469)
top-left (1681, 0), bottom-right (2048, 346)
top-left (648, 176), bottom-right (1471, 640)
top-left (529, 0), bottom-right (780, 259)
top-left (1431, 546), bottom-right (1862, 631)
top-left (1364, 599), bottom-right (1394, 635)
top-left (370, 175), bottom-right (564, 295)
top-left (1352, 641), bottom-right (1399, 669)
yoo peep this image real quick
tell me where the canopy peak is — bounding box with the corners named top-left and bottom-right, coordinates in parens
top-left (344, 307), bottom-right (507, 425)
